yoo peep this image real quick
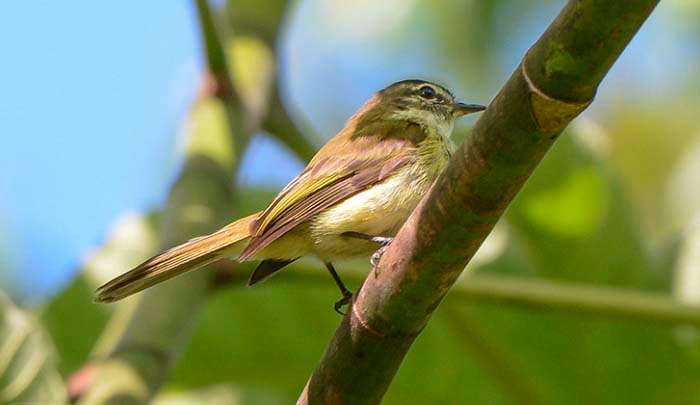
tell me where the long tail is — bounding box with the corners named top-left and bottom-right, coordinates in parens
top-left (94, 212), bottom-right (259, 303)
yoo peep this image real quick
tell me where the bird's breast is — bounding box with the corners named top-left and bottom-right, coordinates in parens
top-left (309, 136), bottom-right (451, 260)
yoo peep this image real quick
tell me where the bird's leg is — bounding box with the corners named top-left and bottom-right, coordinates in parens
top-left (341, 232), bottom-right (393, 276)
top-left (325, 262), bottom-right (353, 315)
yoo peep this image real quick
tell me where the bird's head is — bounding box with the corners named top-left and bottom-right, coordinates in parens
top-left (349, 80), bottom-right (486, 139)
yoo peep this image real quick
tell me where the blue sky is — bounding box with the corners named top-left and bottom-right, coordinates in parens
top-left (0, 1), bottom-right (695, 304)
top-left (0, 1), bottom-right (306, 303)
top-left (0, 2), bottom-right (200, 301)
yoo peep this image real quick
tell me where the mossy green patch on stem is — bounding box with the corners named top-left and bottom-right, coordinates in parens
top-left (544, 41), bottom-right (581, 80)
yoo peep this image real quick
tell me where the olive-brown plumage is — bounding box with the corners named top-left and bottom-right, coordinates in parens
top-left (95, 80), bottom-right (485, 304)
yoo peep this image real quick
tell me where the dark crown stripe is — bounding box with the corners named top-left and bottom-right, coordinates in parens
top-left (381, 79), bottom-right (454, 98)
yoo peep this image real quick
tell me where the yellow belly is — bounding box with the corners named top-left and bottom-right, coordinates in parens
top-left (310, 140), bottom-right (450, 260)
top-left (308, 169), bottom-right (422, 259)
top-left (252, 135), bottom-right (452, 262)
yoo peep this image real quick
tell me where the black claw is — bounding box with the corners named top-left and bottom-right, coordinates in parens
top-left (333, 292), bottom-right (353, 315)
top-left (325, 262), bottom-right (354, 315)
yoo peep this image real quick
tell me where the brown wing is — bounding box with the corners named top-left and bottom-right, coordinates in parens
top-left (238, 121), bottom-right (425, 261)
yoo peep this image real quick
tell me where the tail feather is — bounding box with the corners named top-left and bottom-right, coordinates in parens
top-left (94, 212), bottom-right (258, 303)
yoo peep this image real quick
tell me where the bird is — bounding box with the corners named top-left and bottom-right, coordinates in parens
top-left (95, 79), bottom-right (486, 312)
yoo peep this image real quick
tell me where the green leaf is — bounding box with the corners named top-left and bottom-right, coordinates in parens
top-left (0, 292), bottom-right (67, 404)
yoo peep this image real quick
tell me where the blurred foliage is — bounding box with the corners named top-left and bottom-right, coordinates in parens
top-left (5, 0), bottom-right (700, 403)
top-left (462, 133), bottom-right (700, 405)
top-left (41, 277), bottom-right (110, 375)
top-left (602, 103), bottom-right (700, 241)
top-left (41, 213), bottom-right (159, 376)
top-left (0, 292), bottom-right (66, 404)
top-left (508, 134), bottom-right (660, 287)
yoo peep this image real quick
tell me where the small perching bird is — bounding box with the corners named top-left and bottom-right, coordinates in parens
top-left (95, 80), bottom-right (486, 312)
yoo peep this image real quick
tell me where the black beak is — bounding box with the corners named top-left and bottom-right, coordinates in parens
top-left (453, 102), bottom-right (487, 117)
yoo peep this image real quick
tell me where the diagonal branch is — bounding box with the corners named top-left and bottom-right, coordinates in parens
top-left (221, 0), bottom-right (318, 162)
top-left (299, 0), bottom-right (660, 403)
top-left (195, 0), bottom-right (240, 107)
top-left (194, 0), bottom-right (250, 168)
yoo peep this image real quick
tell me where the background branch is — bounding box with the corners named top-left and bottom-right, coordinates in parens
top-left (449, 273), bottom-right (700, 326)
top-left (75, 1), bottom-right (250, 402)
top-left (216, 262), bottom-right (700, 327)
top-left (73, 0), bottom-right (319, 401)
top-left (299, 1), bottom-right (660, 403)
top-left (262, 90), bottom-right (317, 161)
top-left (195, 0), bottom-right (240, 106)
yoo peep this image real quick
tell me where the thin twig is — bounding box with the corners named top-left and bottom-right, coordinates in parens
top-left (216, 263), bottom-right (700, 327)
top-left (262, 88), bottom-right (317, 161)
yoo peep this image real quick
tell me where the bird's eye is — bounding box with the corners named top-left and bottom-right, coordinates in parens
top-left (418, 85), bottom-right (436, 99)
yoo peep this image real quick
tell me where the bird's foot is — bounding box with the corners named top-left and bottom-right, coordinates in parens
top-left (341, 232), bottom-right (393, 276)
top-left (370, 237), bottom-right (393, 277)
top-left (334, 289), bottom-right (353, 315)
top-left (370, 245), bottom-right (388, 274)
